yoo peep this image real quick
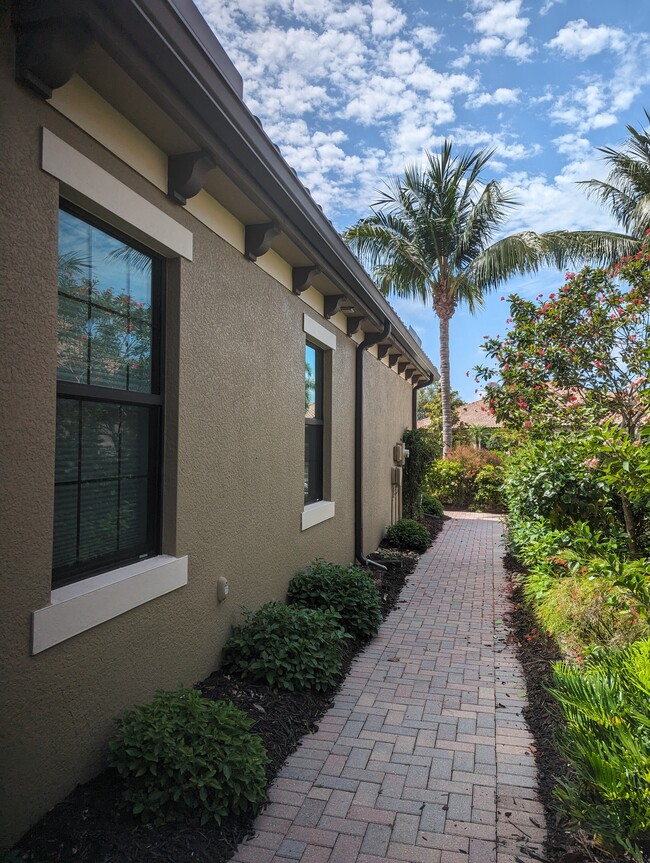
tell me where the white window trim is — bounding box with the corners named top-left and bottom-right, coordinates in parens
top-left (35, 132), bottom-right (191, 653)
top-left (302, 314), bottom-right (336, 528)
top-left (41, 128), bottom-right (193, 260)
top-left (301, 500), bottom-right (336, 531)
top-left (303, 313), bottom-right (337, 351)
top-left (32, 556), bottom-right (188, 654)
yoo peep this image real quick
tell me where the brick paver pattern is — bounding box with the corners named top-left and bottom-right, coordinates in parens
top-left (233, 512), bottom-right (546, 863)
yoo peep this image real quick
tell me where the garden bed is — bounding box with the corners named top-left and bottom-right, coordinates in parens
top-left (14, 520), bottom-right (444, 863)
top-left (503, 554), bottom-right (629, 863)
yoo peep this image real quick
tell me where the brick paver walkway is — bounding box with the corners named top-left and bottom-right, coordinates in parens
top-left (234, 512), bottom-right (546, 863)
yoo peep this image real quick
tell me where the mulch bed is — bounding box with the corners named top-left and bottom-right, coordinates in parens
top-left (502, 553), bottom-right (628, 863)
top-left (14, 519), bottom-right (445, 863)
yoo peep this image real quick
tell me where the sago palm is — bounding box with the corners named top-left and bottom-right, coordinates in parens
top-left (343, 142), bottom-right (635, 454)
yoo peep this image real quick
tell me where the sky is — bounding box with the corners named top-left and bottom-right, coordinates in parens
top-left (196, 0), bottom-right (650, 402)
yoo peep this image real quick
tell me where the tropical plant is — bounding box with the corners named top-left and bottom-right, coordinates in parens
top-left (580, 111), bottom-right (650, 240)
top-left (549, 642), bottom-right (650, 860)
top-left (109, 688), bottom-right (267, 825)
top-left (288, 560), bottom-right (383, 641)
top-left (221, 602), bottom-right (349, 691)
top-left (344, 142), bottom-right (633, 454)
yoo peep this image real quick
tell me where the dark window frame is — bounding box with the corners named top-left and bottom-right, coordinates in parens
top-left (304, 341), bottom-right (324, 504)
top-left (53, 200), bottom-right (165, 589)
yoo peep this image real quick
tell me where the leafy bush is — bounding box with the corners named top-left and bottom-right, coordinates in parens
top-left (427, 460), bottom-right (466, 504)
top-left (427, 449), bottom-right (504, 509)
top-left (402, 428), bottom-right (440, 519)
top-left (384, 518), bottom-right (430, 553)
top-left (109, 688), bottom-right (267, 826)
top-left (422, 494), bottom-right (444, 517)
top-left (532, 574), bottom-right (650, 657)
top-left (503, 435), bottom-right (614, 529)
top-left (550, 641), bottom-right (650, 861)
top-left (473, 464), bottom-right (505, 512)
top-left (288, 560), bottom-right (382, 640)
top-left (221, 602), bottom-right (348, 691)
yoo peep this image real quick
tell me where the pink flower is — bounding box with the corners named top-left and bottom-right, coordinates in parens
top-left (583, 457), bottom-right (600, 469)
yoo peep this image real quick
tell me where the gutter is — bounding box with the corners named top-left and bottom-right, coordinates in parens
top-left (355, 321), bottom-right (391, 572)
top-left (412, 373), bottom-right (436, 429)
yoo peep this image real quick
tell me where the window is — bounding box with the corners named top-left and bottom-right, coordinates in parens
top-left (304, 342), bottom-right (323, 504)
top-left (53, 203), bottom-right (163, 587)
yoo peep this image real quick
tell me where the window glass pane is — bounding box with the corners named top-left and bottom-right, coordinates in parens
top-left (53, 484), bottom-right (78, 570)
top-left (53, 398), bottom-right (153, 579)
top-left (304, 423), bottom-right (323, 504)
top-left (305, 344), bottom-right (317, 418)
top-left (57, 208), bottom-right (154, 393)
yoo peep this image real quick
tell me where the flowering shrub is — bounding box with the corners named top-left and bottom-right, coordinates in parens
top-left (475, 236), bottom-right (650, 438)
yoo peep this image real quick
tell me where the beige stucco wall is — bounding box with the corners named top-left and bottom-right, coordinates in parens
top-left (0, 22), bottom-right (416, 846)
top-left (362, 354), bottom-right (413, 552)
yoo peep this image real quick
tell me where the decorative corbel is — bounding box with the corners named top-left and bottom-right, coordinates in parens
top-left (404, 368), bottom-right (414, 381)
top-left (398, 362), bottom-right (408, 375)
top-left (292, 266), bottom-right (320, 295)
top-left (388, 354), bottom-right (400, 369)
top-left (347, 316), bottom-right (365, 337)
top-left (323, 294), bottom-right (345, 319)
top-left (245, 222), bottom-right (280, 261)
top-left (377, 344), bottom-right (390, 360)
top-left (14, 18), bottom-right (92, 99)
top-left (411, 374), bottom-right (422, 386)
top-left (168, 151), bottom-right (215, 205)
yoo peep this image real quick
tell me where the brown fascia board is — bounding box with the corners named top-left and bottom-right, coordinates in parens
top-left (12, 0), bottom-right (437, 379)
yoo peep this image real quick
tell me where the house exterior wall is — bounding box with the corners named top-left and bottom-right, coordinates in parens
top-left (362, 355), bottom-right (413, 552)
top-left (0, 11), bottom-right (432, 845)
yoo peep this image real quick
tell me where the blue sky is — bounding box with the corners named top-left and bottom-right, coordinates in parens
top-left (196, 0), bottom-right (650, 401)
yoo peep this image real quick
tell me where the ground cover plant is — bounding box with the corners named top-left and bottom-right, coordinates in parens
top-left (287, 560), bottom-right (383, 640)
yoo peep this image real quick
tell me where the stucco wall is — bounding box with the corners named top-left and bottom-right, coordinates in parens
top-left (0, 20), bottom-right (415, 845)
top-left (362, 353), bottom-right (413, 553)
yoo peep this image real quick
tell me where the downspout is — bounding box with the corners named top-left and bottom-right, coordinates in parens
top-left (412, 373), bottom-right (436, 428)
top-left (355, 320), bottom-right (392, 570)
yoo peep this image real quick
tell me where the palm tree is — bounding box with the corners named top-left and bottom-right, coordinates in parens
top-left (343, 141), bottom-right (635, 454)
top-left (580, 110), bottom-right (650, 239)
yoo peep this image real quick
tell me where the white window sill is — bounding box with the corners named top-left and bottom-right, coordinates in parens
top-left (32, 555), bottom-right (188, 654)
top-left (301, 500), bottom-right (335, 531)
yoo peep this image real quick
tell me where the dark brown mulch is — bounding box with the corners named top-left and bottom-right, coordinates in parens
top-left (14, 536), bottom-right (439, 863)
top-left (502, 553), bottom-right (628, 863)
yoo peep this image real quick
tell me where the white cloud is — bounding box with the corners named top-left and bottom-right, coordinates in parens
top-left (466, 87), bottom-right (520, 109)
top-left (540, 0), bottom-right (565, 15)
top-left (370, 0), bottom-right (406, 38)
top-left (465, 0), bottom-right (535, 61)
top-left (546, 19), bottom-right (628, 60)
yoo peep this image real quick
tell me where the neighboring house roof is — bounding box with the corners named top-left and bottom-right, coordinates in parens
top-left (457, 400), bottom-right (502, 428)
top-left (417, 400), bottom-right (502, 431)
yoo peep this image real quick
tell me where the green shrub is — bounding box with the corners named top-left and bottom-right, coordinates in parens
top-left (109, 688), bottom-right (267, 826)
top-left (427, 460), bottom-right (465, 504)
top-left (472, 464), bottom-right (505, 512)
top-left (533, 574), bottom-right (650, 657)
top-left (422, 494), bottom-right (444, 517)
top-left (221, 602), bottom-right (348, 691)
top-left (402, 428), bottom-right (440, 519)
top-left (550, 641), bottom-right (650, 861)
top-left (384, 518), bottom-right (430, 553)
top-left (288, 560), bottom-right (382, 641)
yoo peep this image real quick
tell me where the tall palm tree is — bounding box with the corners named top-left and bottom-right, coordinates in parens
top-left (343, 141), bottom-right (635, 455)
top-left (580, 111), bottom-right (650, 239)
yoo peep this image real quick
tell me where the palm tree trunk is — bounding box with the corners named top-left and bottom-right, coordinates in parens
top-left (439, 312), bottom-right (453, 458)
